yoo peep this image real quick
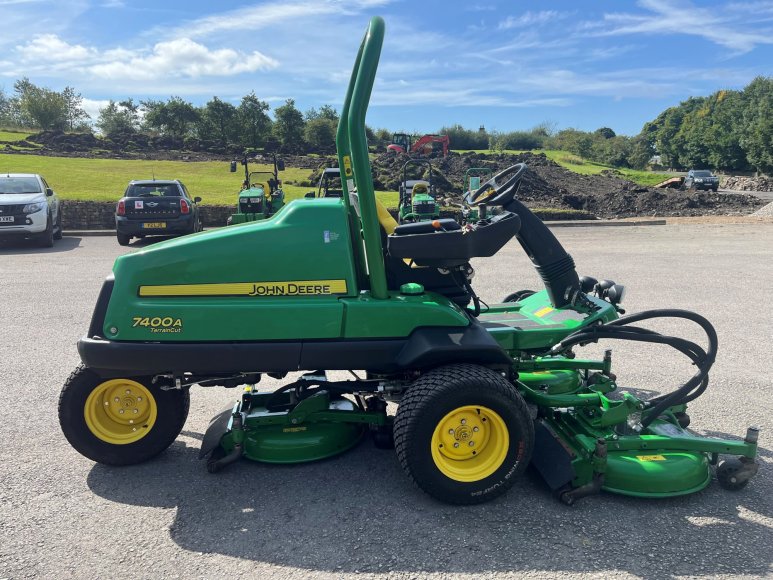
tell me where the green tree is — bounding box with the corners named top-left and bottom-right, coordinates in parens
top-left (201, 96), bottom-right (238, 145)
top-left (305, 104), bottom-right (339, 123)
top-left (142, 96), bottom-right (199, 139)
top-left (273, 98), bottom-right (306, 152)
top-left (62, 86), bottom-right (89, 131)
top-left (705, 90), bottom-right (748, 171)
top-left (237, 92), bottom-right (272, 148)
top-left (96, 99), bottom-right (140, 137)
top-left (627, 134), bottom-right (654, 169)
top-left (741, 76), bottom-right (773, 174)
top-left (304, 117), bottom-right (337, 152)
top-left (439, 124), bottom-right (488, 149)
top-left (14, 77), bottom-right (67, 130)
top-left (0, 88), bottom-right (12, 126)
top-left (595, 127), bottom-right (616, 139)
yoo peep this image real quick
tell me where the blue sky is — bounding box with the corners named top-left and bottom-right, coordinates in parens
top-left (1, 0), bottom-right (772, 136)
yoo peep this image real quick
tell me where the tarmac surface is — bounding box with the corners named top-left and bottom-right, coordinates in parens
top-left (1, 224), bottom-right (772, 580)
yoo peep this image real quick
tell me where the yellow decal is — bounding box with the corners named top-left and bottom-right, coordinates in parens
top-left (139, 279), bottom-right (348, 297)
top-left (534, 307), bottom-right (554, 318)
top-left (342, 155), bottom-right (353, 177)
top-left (636, 455), bottom-right (667, 462)
top-left (283, 426), bottom-right (308, 433)
top-left (132, 316), bottom-right (183, 333)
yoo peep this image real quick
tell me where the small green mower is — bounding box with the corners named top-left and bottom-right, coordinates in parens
top-left (227, 154), bottom-right (286, 225)
top-left (398, 158), bottom-right (440, 223)
top-left (305, 167), bottom-right (343, 199)
top-left (59, 17), bottom-right (759, 505)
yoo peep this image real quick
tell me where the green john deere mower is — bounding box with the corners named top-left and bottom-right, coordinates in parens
top-left (398, 158), bottom-right (440, 223)
top-left (227, 154), bottom-right (286, 225)
top-left (59, 17), bottom-right (759, 505)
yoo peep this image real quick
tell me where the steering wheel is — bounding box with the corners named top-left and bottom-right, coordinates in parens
top-left (464, 163), bottom-right (527, 207)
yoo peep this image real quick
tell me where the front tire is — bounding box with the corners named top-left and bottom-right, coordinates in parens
top-left (58, 365), bottom-right (189, 465)
top-left (394, 364), bottom-right (534, 504)
top-left (37, 214), bottom-right (54, 248)
top-left (53, 207), bottom-right (63, 240)
top-left (117, 233), bottom-right (131, 246)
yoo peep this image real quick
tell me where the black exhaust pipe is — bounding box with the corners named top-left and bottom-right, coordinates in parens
top-left (503, 198), bottom-right (581, 308)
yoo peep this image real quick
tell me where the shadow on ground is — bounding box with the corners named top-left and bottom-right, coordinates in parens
top-left (0, 236), bottom-right (81, 253)
top-left (87, 428), bottom-right (772, 577)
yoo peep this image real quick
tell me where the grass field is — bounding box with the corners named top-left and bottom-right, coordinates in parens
top-left (0, 153), bottom-right (399, 206)
top-left (453, 149), bottom-right (671, 186)
top-left (0, 130), bottom-right (34, 142)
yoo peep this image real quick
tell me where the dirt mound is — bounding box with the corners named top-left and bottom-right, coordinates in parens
top-left (724, 175), bottom-right (773, 192)
top-left (364, 151), bottom-right (763, 218)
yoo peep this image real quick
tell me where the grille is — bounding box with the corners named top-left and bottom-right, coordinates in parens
top-left (0, 204), bottom-right (26, 215)
top-left (239, 199), bottom-right (264, 213)
top-left (413, 201), bottom-right (436, 214)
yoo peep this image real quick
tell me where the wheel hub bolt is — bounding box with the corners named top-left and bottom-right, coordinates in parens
top-left (453, 442), bottom-right (460, 448)
top-left (468, 441), bottom-right (475, 447)
top-left (104, 402), bottom-right (109, 406)
top-left (119, 409), bottom-right (124, 414)
top-left (460, 419), bottom-right (466, 425)
top-left (129, 420), bottom-right (133, 424)
top-left (473, 427), bottom-right (479, 432)
top-left (125, 390), bottom-right (131, 395)
top-left (114, 397), bottom-right (120, 402)
top-left (137, 397), bottom-right (142, 402)
top-left (448, 429), bottom-right (454, 435)
top-left (133, 409), bottom-right (138, 414)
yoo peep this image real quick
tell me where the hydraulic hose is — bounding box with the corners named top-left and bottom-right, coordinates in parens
top-left (548, 309), bottom-right (718, 429)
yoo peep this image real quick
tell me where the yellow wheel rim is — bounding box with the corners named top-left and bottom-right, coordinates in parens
top-left (84, 379), bottom-right (157, 445)
top-left (430, 405), bottom-right (509, 482)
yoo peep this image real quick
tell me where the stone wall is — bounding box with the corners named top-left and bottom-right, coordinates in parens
top-left (61, 200), bottom-right (236, 230)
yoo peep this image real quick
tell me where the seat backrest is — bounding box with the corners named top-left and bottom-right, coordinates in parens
top-left (349, 191), bottom-right (397, 235)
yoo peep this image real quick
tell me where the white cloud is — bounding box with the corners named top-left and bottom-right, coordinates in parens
top-left (498, 10), bottom-right (567, 30)
top-left (81, 98), bottom-right (110, 120)
top-left (588, 0), bottom-right (773, 53)
top-left (11, 34), bottom-right (278, 81)
top-left (159, 0), bottom-right (393, 39)
top-left (88, 38), bottom-right (278, 80)
top-left (16, 34), bottom-right (95, 63)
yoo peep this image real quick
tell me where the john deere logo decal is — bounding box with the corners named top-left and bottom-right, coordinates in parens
top-left (138, 279), bottom-right (348, 297)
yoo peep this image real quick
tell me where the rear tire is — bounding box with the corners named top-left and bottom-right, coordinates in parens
top-left (117, 233), bottom-right (131, 246)
top-left (58, 365), bottom-right (189, 465)
top-left (393, 364), bottom-right (533, 505)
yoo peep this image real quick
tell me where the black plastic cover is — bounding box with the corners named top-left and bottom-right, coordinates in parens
top-left (387, 212), bottom-right (520, 267)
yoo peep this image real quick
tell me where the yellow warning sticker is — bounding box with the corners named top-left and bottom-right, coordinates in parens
top-left (636, 455), bottom-right (667, 462)
top-left (534, 307), bottom-right (554, 318)
top-left (139, 279), bottom-right (348, 297)
top-left (342, 155), bottom-right (353, 177)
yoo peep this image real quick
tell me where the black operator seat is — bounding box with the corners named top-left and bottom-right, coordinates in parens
top-left (349, 192), bottom-right (477, 307)
top-left (387, 212), bottom-right (521, 268)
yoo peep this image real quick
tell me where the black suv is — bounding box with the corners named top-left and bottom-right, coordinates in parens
top-left (684, 169), bottom-right (719, 192)
top-left (115, 180), bottom-right (202, 246)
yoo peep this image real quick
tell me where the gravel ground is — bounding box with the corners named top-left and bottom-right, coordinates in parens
top-left (1, 225), bottom-right (772, 580)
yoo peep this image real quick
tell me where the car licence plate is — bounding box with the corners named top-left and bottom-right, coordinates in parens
top-left (0, 216), bottom-right (13, 223)
top-left (142, 222), bottom-right (166, 229)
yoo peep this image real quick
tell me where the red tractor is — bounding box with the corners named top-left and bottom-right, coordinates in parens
top-left (387, 132), bottom-right (450, 156)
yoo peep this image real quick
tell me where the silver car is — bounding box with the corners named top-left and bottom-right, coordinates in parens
top-left (0, 173), bottom-right (62, 247)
